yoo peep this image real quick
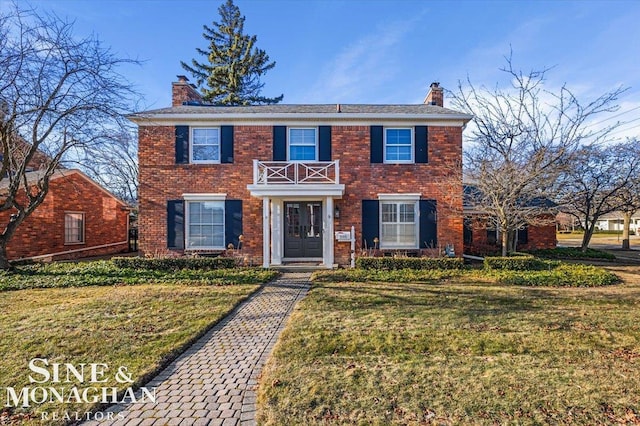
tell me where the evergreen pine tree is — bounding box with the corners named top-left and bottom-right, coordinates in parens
top-left (181, 0), bottom-right (283, 105)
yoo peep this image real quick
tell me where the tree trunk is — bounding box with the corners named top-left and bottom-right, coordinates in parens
top-left (622, 211), bottom-right (632, 250)
top-left (501, 229), bottom-right (509, 257)
top-left (0, 241), bottom-right (11, 270)
top-left (510, 230), bottom-right (517, 253)
top-left (581, 223), bottom-right (596, 252)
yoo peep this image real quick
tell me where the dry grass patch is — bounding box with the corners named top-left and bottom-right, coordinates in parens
top-left (258, 273), bottom-right (640, 425)
top-left (0, 283), bottom-right (260, 425)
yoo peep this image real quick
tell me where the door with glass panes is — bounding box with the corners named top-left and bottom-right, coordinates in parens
top-left (284, 202), bottom-right (323, 258)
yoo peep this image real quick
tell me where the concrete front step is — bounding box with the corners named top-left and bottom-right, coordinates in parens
top-left (271, 262), bottom-right (334, 272)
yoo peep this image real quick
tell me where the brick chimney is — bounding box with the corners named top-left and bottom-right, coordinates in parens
top-left (172, 75), bottom-right (204, 107)
top-left (423, 82), bottom-right (444, 107)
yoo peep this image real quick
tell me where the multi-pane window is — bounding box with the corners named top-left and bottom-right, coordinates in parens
top-left (384, 128), bottom-right (413, 163)
top-left (64, 213), bottom-right (84, 244)
top-left (187, 201), bottom-right (225, 249)
top-left (288, 128), bottom-right (317, 161)
top-left (191, 128), bottom-right (220, 163)
top-left (380, 201), bottom-right (417, 248)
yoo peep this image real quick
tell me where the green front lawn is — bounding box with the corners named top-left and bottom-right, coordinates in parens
top-left (0, 261), bottom-right (277, 425)
top-left (258, 270), bottom-right (640, 425)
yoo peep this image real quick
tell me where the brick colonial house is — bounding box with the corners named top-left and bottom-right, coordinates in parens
top-left (130, 77), bottom-right (473, 267)
top-left (0, 169), bottom-right (131, 262)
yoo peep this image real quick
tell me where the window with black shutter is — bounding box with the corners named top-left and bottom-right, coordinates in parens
top-left (273, 126), bottom-right (287, 161)
top-left (361, 200), bottom-right (380, 249)
top-left (419, 200), bottom-right (437, 248)
top-left (175, 126), bottom-right (189, 164)
top-left (221, 125), bottom-right (234, 163)
top-left (370, 126), bottom-right (383, 163)
top-left (225, 200), bottom-right (243, 249)
top-left (167, 200), bottom-right (185, 249)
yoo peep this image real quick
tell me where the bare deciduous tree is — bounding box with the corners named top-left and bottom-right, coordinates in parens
top-left (560, 141), bottom-right (640, 251)
top-left (451, 56), bottom-right (626, 256)
top-left (0, 4), bottom-right (139, 269)
top-left (79, 128), bottom-right (139, 205)
top-left (615, 142), bottom-right (640, 249)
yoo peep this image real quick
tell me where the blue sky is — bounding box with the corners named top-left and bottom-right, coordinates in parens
top-left (5, 0), bottom-right (640, 139)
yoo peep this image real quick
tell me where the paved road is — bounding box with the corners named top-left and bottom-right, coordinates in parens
top-left (84, 272), bottom-right (310, 426)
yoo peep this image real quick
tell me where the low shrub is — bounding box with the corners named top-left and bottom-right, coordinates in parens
top-left (490, 263), bottom-right (620, 287)
top-left (355, 256), bottom-right (465, 271)
top-left (0, 260), bottom-right (277, 291)
top-left (483, 254), bottom-right (548, 271)
top-left (312, 268), bottom-right (462, 283)
top-left (112, 256), bottom-right (235, 271)
top-left (528, 247), bottom-right (616, 260)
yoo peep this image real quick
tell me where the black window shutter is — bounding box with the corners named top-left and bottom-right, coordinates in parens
top-left (175, 126), bottom-right (189, 164)
top-left (221, 125), bottom-right (234, 163)
top-left (463, 218), bottom-right (473, 245)
top-left (273, 126), bottom-right (287, 161)
top-left (224, 200), bottom-right (243, 249)
top-left (167, 200), bottom-right (185, 250)
top-left (487, 228), bottom-right (498, 245)
top-left (370, 126), bottom-right (383, 163)
top-left (318, 126), bottom-right (332, 161)
top-left (415, 126), bottom-right (428, 163)
top-left (419, 200), bottom-right (437, 249)
top-left (518, 226), bottom-right (529, 245)
top-left (361, 200), bottom-right (380, 249)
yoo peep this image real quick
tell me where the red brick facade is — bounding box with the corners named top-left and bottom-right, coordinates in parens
top-left (330, 126), bottom-right (463, 264)
top-left (137, 124), bottom-right (464, 265)
top-left (464, 216), bottom-right (557, 255)
top-left (134, 79), bottom-right (472, 267)
top-left (2, 171), bottom-right (130, 261)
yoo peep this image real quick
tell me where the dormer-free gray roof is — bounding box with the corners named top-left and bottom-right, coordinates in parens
top-left (128, 103), bottom-right (473, 125)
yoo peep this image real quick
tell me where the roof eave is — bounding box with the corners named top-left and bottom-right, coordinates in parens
top-left (128, 112), bottom-right (474, 126)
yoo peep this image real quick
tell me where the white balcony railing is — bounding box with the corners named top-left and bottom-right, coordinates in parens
top-left (253, 160), bottom-right (340, 185)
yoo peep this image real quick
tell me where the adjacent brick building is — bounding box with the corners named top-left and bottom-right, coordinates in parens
top-left (0, 169), bottom-right (130, 261)
top-left (131, 77), bottom-right (473, 267)
top-left (462, 184), bottom-right (557, 255)
top-left (463, 216), bottom-right (557, 255)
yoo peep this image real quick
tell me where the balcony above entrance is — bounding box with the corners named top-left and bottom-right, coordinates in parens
top-left (247, 160), bottom-right (345, 198)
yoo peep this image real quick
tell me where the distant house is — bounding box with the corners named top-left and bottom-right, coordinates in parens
top-left (0, 169), bottom-right (131, 262)
top-left (129, 77), bottom-right (472, 267)
top-left (595, 212), bottom-right (640, 234)
top-left (462, 185), bottom-right (557, 255)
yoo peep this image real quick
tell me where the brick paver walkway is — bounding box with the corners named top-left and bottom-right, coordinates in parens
top-left (85, 272), bottom-right (310, 426)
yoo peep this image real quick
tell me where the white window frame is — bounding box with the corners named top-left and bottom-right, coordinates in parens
top-left (190, 127), bottom-right (221, 164)
top-left (378, 194), bottom-right (420, 249)
top-left (184, 195), bottom-right (226, 250)
top-left (64, 212), bottom-right (85, 245)
top-left (287, 127), bottom-right (318, 162)
top-left (383, 127), bottom-right (414, 164)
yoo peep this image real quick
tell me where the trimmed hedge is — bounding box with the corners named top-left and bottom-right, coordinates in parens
top-left (483, 255), bottom-right (548, 271)
top-left (491, 263), bottom-right (620, 287)
top-left (0, 261), bottom-right (278, 291)
top-left (112, 256), bottom-right (235, 271)
top-left (528, 247), bottom-right (616, 260)
top-left (355, 257), bottom-right (465, 270)
top-left (312, 268), bottom-right (462, 283)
